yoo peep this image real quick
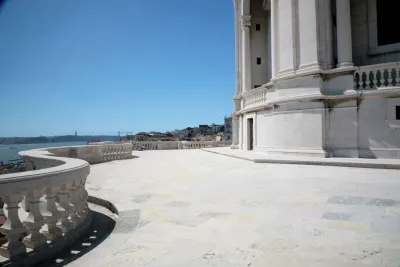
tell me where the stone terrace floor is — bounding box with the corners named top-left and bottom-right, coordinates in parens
top-left (71, 150), bottom-right (400, 267)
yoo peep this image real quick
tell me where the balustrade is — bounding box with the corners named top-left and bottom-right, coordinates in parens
top-left (242, 85), bottom-right (272, 110)
top-left (48, 143), bottom-right (133, 164)
top-left (180, 141), bottom-right (232, 149)
top-left (131, 141), bottom-right (231, 150)
top-left (0, 148), bottom-right (91, 262)
top-left (354, 62), bottom-right (400, 90)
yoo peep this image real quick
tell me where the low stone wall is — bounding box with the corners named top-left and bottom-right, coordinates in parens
top-left (0, 142), bottom-right (134, 266)
top-left (131, 141), bottom-right (178, 150)
top-left (132, 141), bottom-right (232, 151)
top-left (0, 149), bottom-right (91, 265)
top-left (46, 143), bottom-right (133, 165)
top-left (180, 141), bottom-right (232, 149)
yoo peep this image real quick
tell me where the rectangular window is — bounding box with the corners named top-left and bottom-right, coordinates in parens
top-left (377, 0), bottom-right (400, 46)
top-left (256, 24), bottom-right (261, 31)
top-left (396, 106), bottom-right (400, 120)
top-left (257, 58), bottom-right (261, 65)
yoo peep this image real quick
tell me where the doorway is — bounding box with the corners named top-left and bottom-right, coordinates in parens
top-left (247, 118), bottom-right (254, 150)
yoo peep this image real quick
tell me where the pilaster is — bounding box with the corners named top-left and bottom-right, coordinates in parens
top-left (336, 0), bottom-right (353, 68)
top-left (241, 15), bottom-right (252, 92)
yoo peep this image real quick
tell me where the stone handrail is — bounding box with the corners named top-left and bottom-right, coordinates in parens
top-left (0, 143), bottom-right (133, 263)
top-left (354, 62), bottom-right (400, 90)
top-left (180, 141), bottom-right (232, 149)
top-left (131, 141), bottom-right (178, 150)
top-left (131, 141), bottom-right (232, 150)
top-left (0, 148), bottom-right (90, 262)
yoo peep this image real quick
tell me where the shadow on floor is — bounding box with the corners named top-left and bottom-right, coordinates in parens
top-left (35, 211), bottom-right (116, 267)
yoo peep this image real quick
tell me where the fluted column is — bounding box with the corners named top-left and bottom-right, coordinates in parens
top-left (270, 0), bottom-right (277, 79)
top-left (230, 114), bottom-right (239, 149)
top-left (336, 0), bottom-right (353, 68)
top-left (241, 15), bottom-right (252, 93)
top-left (325, 0), bottom-right (334, 69)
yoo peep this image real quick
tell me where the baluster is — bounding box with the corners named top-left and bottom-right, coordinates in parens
top-left (361, 72), bottom-right (367, 89)
top-left (369, 71), bottom-right (375, 89)
top-left (391, 68), bottom-right (397, 86)
top-left (57, 184), bottom-right (73, 233)
top-left (67, 182), bottom-right (80, 227)
top-left (74, 179), bottom-right (86, 224)
top-left (0, 195), bottom-right (26, 259)
top-left (383, 69), bottom-right (389, 87)
top-left (42, 187), bottom-right (63, 241)
top-left (396, 69), bottom-right (400, 86)
top-left (23, 190), bottom-right (47, 249)
top-left (78, 178), bottom-right (89, 223)
top-left (376, 70), bottom-right (382, 88)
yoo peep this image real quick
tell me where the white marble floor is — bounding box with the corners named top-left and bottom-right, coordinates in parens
top-left (72, 150), bottom-right (400, 267)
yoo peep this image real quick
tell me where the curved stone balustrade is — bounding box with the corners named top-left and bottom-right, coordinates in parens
top-left (242, 86), bottom-right (269, 110)
top-left (0, 143), bottom-right (133, 264)
top-left (0, 148), bottom-right (91, 263)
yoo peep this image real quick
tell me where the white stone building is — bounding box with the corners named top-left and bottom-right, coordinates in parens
top-left (211, 123), bottom-right (224, 133)
top-left (231, 0), bottom-right (400, 159)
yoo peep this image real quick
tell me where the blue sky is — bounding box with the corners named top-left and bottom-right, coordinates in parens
top-left (0, 0), bottom-right (235, 137)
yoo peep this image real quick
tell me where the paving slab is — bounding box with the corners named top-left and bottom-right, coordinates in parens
top-left (202, 147), bottom-right (400, 169)
top-left (69, 150), bottom-right (400, 266)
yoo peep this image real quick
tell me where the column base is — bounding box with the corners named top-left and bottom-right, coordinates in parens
top-left (336, 62), bottom-right (354, 68)
top-left (230, 145), bottom-right (239, 150)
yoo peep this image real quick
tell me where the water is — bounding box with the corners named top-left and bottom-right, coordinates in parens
top-left (0, 142), bottom-right (86, 164)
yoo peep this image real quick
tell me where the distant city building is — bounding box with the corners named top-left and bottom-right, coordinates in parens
top-left (199, 125), bottom-right (211, 133)
top-left (224, 117), bottom-right (232, 141)
top-left (211, 123), bottom-right (224, 133)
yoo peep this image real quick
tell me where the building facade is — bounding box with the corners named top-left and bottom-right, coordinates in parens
top-left (231, 0), bottom-right (400, 158)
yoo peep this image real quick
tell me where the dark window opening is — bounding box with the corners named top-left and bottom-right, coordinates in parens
top-left (396, 106), bottom-right (400, 120)
top-left (257, 58), bottom-right (261, 65)
top-left (377, 0), bottom-right (400, 46)
top-left (253, 85), bottom-right (261, 88)
top-left (256, 24), bottom-right (261, 31)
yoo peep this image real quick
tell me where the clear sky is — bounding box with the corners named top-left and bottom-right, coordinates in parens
top-left (0, 0), bottom-right (235, 137)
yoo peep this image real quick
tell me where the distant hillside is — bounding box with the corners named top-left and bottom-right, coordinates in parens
top-left (0, 135), bottom-right (120, 145)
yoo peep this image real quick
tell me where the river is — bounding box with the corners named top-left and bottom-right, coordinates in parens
top-left (0, 142), bottom-right (87, 164)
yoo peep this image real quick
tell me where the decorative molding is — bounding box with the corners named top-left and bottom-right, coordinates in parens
top-left (262, 0), bottom-right (271, 10)
top-left (241, 15), bottom-right (251, 29)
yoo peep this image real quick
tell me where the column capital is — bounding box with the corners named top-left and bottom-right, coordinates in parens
top-left (241, 15), bottom-right (251, 30)
top-left (231, 112), bottom-right (239, 119)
